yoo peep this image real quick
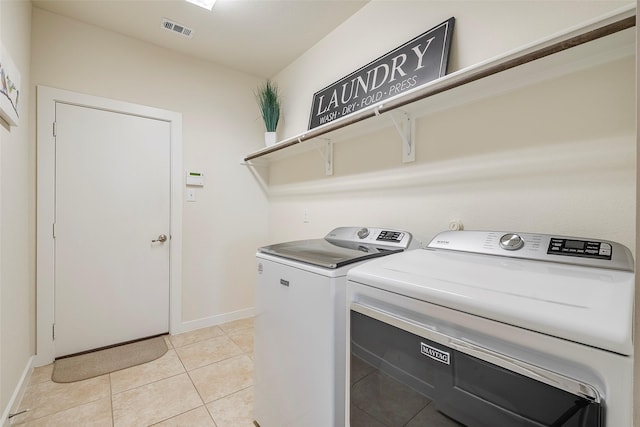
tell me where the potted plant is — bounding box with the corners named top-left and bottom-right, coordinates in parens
top-left (256, 79), bottom-right (280, 146)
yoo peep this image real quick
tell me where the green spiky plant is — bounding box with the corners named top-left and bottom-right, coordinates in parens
top-left (256, 80), bottom-right (280, 132)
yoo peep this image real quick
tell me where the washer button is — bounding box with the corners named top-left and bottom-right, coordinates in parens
top-left (357, 228), bottom-right (370, 239)
top-left (599, 243), bottom-right (612, 256)
top-left (499, 233), bottom-right (524, 251)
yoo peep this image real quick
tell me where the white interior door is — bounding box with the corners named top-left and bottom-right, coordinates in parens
top-left (54, 103), bottom-right (171, 358)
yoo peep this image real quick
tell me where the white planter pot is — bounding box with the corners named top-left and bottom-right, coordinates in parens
top-left (265, 131), bottom-right (277, 146)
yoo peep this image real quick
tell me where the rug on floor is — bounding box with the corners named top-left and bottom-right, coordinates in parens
top-left (51, 336), bottom-right (168, 383)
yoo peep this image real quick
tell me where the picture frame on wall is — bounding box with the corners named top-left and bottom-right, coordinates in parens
top-left (308, 17), bottom-right (455, 130)
top-left (0, 42), bottom-right (21, 127)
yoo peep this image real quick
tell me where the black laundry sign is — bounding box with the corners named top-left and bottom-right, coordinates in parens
top-left (308, 17), bottom-right (455, 130)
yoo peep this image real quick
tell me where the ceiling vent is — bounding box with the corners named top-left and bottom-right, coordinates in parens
top-left (161, 18), bottom-right (194, 38)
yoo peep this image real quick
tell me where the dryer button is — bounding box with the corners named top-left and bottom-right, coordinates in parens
top-left (499, 233), bottom-right (524, 251)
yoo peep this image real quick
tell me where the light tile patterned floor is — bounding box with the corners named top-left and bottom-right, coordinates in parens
top-left (13, 318), bottom-right (255, 427)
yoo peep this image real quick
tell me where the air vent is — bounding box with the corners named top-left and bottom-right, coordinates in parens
top-left (161, 18), bottom-right (194, 38)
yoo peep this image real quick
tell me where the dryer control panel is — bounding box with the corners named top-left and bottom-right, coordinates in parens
top-left (325, 227), bottom-right (415, 250)
top-left (427, 230), bottom-right (633, 271)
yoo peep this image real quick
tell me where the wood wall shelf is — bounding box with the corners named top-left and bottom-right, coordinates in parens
top-left (243, 6), bottom-right (635, 165)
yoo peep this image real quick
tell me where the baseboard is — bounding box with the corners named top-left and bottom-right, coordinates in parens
top-left (1, 356), bottom-right (34, 427)
top-left (174, 307), bottom-right (256, 335)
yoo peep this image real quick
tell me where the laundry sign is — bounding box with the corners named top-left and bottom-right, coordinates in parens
top-left (308, 17), bottom-right (455, 130)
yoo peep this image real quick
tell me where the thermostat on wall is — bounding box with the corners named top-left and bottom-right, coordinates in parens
top-left (186, 171), bottom-right (204, 186)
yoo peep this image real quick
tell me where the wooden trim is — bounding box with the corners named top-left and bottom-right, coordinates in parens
top-left (382, 15), bottom-right (636, 113)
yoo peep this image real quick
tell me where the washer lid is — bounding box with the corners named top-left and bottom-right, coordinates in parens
top-left (347, 243), bottom-right (635, 355)
top-left (259, 227), bottom-right (414, 269)
top-left (259, 239), bottom-right (403, 269)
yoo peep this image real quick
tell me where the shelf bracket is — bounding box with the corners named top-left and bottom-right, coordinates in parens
top-left (314, 139), bottom-right (333, 176)
top-left (388, 109), bottom-right (415, 163)
top-left (240, 158), bottom-right (268, 168)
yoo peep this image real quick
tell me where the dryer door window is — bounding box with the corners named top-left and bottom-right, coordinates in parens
top-left (350, 308), bottom-right (603, 427)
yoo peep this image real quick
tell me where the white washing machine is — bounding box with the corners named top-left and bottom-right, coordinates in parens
top-left (347, 230), bottom-right (634, 427)
top-left (254, 227), bottom-right (416, 427)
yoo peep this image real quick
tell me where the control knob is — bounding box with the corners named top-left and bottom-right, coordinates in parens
top-left (499, 233), bottom-right (524, 251)
top-left (357, 228), bottom-right (370, 239)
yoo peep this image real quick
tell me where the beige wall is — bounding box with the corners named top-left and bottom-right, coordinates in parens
top-left (269, 1), bottom-right (635, 249)
top-left (1, 0), bottom-right (635, 421)
top-left (0, 0), bottom-right (34, 417)
top-left (276, 1), bottom-right (633, 139)
top-left (635, 8), bottom-right (639, 426)
top-left (30, 8), bottom-right (270, 326)
top-left (269, 0), bottom-right (637, 422)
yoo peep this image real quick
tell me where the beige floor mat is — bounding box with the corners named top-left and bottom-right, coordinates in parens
top-left (52, 336), bottom-right (168, 383)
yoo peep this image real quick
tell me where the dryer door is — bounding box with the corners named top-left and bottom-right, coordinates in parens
top-left (350, 304), bottom-right (602, 427)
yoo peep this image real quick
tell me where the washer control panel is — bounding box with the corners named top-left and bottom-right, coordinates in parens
top-left (357, 228), bottom-right (370, 239)
top-left (376, 230), bottom-right (405, 242)
top-left (325, 227), bottom-right (414, 249)
top-left (427, 230), bottom-right (633, 271)
top-left (499, 233), bottom-right (524, 251)
top-left (547, 238), bottom-right (612, 260)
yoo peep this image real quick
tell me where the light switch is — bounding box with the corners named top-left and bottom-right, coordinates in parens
top-left (186, 188), bottom-right (196, 202)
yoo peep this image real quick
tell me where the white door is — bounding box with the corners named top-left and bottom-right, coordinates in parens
top-left (54, 103), bottom-right (171, 357)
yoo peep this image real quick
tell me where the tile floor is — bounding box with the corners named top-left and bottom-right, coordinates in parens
top-left (13, 318), bottom-right (256, 427)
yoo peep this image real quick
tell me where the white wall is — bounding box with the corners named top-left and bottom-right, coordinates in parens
top-left (30, 8), bottom-right (269, 326)
top-left (0, 0), bottom-right (34, 418)
top-left (269, 0), bottom-right (635, 251)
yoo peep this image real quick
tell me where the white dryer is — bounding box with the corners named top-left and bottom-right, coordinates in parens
top-left (254, 227), bottom-right (416, 427)
top-left (347, 230), bottom-right (634, 427)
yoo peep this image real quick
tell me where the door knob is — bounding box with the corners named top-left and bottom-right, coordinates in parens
top-left (152, 234), bottom-right (168, 243)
